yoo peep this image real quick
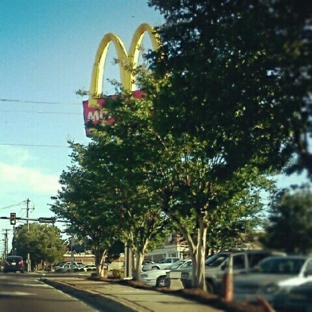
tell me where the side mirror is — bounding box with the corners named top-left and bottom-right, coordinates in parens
top-left (221, 264), bottom-right (226, 270)
top-left (304, 270), bottom-right (312, 277)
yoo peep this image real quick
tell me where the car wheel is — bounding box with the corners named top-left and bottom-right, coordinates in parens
top-left (156, 276), bottom-right (166, 287)
top-left (20, 270), bottom-right (24, 273)
top-left (205, 280), bottom-right (214, 293)
top-left (151, 266), bottom-right (159, 270)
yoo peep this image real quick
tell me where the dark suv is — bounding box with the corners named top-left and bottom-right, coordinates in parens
top-left (3, 255), bottom-right (25, 273)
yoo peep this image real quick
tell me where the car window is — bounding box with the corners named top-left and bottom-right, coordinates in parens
top-left (205, 254), bottom-right (227, 267)
top-left (169, 260), bottom-right (185, 269)
top-left (257, 258), bottom-right (306, 274)
top-left (248, 253), bottom-right (270, 267)
top-left (181, 261), bottom-right (192, 268)
top-left (233, 255), bottom-right (245, 269)
top-left (305, 260), bottom-right (312, 273)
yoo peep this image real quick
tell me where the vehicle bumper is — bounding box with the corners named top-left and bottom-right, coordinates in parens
top-left (141, 278), bottom-right (156, 287)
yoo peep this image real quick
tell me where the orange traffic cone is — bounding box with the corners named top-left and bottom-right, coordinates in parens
top-left (222, 253), bottom-right (233, 302)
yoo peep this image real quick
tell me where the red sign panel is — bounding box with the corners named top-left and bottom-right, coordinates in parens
top-left (82, 90), bottom-right (143, 136)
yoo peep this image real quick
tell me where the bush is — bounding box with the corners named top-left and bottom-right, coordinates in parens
top-left (111, 269), bottom-right (124, 279)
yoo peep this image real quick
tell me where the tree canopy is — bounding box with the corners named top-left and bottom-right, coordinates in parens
top-left (13, 223), bottom-right (64, 267)
top-left (260, 188), bottom-right (312, 254)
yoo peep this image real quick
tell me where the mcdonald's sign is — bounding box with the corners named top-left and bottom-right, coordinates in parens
top-left (83, 23), bottom-right (160, 136)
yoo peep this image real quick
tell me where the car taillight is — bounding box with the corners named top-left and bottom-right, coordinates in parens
top-left (18, 260), bottom-right (23, 265)
top-left (5, 260), bottom-right (9, 265)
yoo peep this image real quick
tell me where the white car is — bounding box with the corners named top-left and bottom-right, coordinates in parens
top-left (167, 259), bottom-right (192, 271)
top-left (142, 258), bottom-right (180, 271)
top-left (234, 255), bottom-right (312, 309)
top-left (83, 264), bottom-right (97, 272)
top-left (140, 269), bottom-right (170, 287)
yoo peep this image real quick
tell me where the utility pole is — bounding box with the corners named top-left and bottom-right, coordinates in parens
top-left (26, 198), bottom-right (31, 230)
top-left (2, 229), bottom-right (10, 258)
top-left (23, 198), bottom-right (33, 272)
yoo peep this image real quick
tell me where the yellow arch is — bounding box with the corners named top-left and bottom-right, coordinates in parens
top-left (88, 23), bottom-right (160, 108)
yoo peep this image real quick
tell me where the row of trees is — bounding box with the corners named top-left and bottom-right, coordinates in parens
top-left (12, 223), bottom-right (65, 269)
top-left (51, 0), bottom-right (311, 289)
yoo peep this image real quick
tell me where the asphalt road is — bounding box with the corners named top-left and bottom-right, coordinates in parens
top-left (0, 272), bottom-right (98, 312)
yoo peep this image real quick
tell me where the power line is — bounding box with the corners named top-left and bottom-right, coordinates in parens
top-left (0, 201), bottom-right (27, 210)
top-left (0, 110), bottom-right (81, 115)
top-left (0, 143), bottom-right (69, 148)
top-left (0, 99), bottom-right (82, 105)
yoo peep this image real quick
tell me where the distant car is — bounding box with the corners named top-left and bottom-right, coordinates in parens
top-left (141, 269), bottom-right (170, 287)
top-left (83, 264), bottom-right (97, 272)
top-left (181, 249), bottom-right (286, 293)
top-left (53, 261), bottom-right (66, 271)
top-left (234, 255), bottom-right (312, 308)
top-left (3, 255), bottom-right (25, 273)
top-left (55, 262), bottom-right (81, 272)
top-left (142, 258), bottom-right (180, 271)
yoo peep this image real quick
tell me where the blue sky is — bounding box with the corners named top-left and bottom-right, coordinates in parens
top-left (0, 0), bottom-right (163, 247)
top-left (0, 0), bottom-right (310, 251)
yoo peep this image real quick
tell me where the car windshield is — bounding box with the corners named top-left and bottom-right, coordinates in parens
top-left (158, 259), bottom-right (175, 264)
top-left (253, 258), bottom-right (306, 274)
top-left (180, 261), bottom-right (192, 268)
top-left (205, 254), bottom-right (227, 267)
top-left (168, 260), bottom-right (185, 269)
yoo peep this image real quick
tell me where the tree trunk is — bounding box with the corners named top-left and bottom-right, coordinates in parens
top-left (99, 250), bottom-right (107, 277)
top-left (94, 247), bottom-right (101, 276)
top-left (133, 250), bottom-right (144, 281)
top-left (187, 220), bottom-right (208, 290)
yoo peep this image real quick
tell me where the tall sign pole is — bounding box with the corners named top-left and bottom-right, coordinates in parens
top-left (87, 23), bottom-right (160, 279)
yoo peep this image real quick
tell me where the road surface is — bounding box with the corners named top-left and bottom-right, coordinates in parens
top-left (0, 272), bottom-right (98, 312)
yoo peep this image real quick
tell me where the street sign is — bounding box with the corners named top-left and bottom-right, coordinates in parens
top-left (38, 217), bottom-right (55, 223)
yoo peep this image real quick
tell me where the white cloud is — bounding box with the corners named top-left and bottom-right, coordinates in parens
top-left (0, 162), bottom-right (60, 194)
top-left (0, 145), bottom-right (34, 165)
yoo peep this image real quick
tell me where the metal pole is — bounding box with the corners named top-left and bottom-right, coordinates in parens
top-left (26, 198), bottom-right (30, 231)
top-left (26, 198), bottom-right (31, 272)
top-left (70, 236), bottom-right (74, 273)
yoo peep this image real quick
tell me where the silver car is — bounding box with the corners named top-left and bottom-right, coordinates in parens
top-left (234, 255), bottom-right (312, 308)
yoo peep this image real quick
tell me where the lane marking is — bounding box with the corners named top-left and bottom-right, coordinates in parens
top-left (0, 291), bottom-right (35, 296)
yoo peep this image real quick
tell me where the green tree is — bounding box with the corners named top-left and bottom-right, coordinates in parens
top-left (50, 143), bottom-right (121, 276)
top-left (148, 0), bottom-right (312, 176)
top-left (93, 70), bottom-right (273, 289)
top-left (260, 189), bottom-right (312, 254)
top-left (142, 0), bottom-right (311, 289)
top-left (13, 223), bottom-right (64, 268)
top-left (83, 100), bottom-right (175, 280)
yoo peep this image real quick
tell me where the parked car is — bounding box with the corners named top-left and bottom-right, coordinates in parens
top-left (3, 255), bottom-right (25, 273)
top-left (233, 255), bottom-right (312, 309)
top-left (83, 264), bottom-right (97, 272)
top-left (142, 257), bottom-right (180, 271)
top-left (53, 261), bottom-right (66, 271)
top-left (181, 249), bottom-right (286, 293)
top-left (166, 259), bottom-right (192, 272)
top-left (141, 269), bottom-right (170, 287)
top-left (54, 262), bottom-right (81, 272)
top-left (279, 281), bottom-right (312, 311)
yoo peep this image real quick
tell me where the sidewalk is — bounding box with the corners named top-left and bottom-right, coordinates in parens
top-left (42, 277), bottom-right (224, 312)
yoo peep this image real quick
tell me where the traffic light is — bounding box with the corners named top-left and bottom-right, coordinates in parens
top-left (10, 212), bottom-right (16, 225)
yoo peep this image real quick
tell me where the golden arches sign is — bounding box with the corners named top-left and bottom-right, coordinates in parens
top-left (88, 23), bottom-right (160, 108)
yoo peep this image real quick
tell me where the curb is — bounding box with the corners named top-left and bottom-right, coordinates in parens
top-left (42, 279), bottom-right (141, 312)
